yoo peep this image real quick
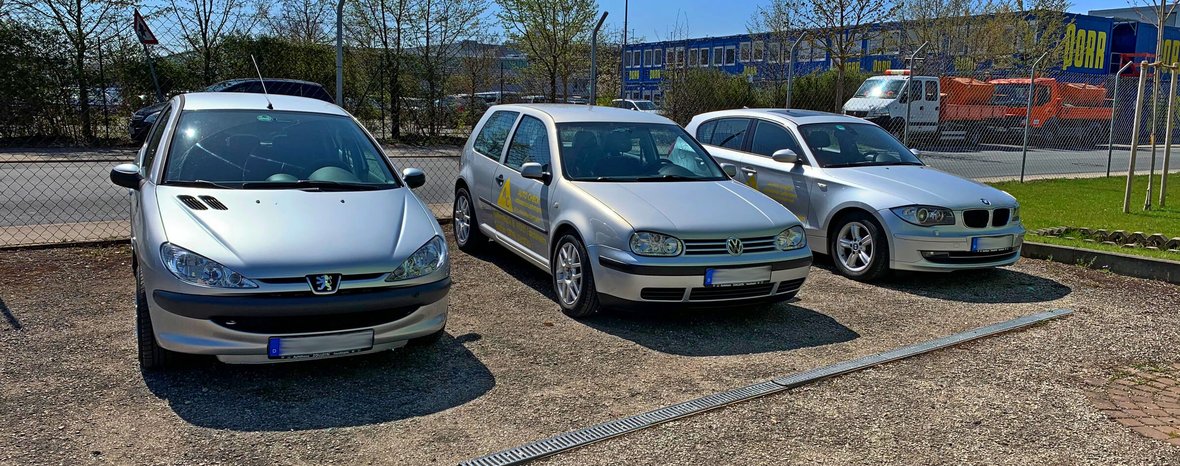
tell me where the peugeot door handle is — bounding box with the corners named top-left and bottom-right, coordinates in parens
top-left (495, 174), bottom-right (505, 185)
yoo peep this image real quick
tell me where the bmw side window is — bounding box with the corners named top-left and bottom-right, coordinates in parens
top-left (504, 115), bottom-right (550, 171)
top-left (711, 118), bottom-right (749, 150)
top-left (695, 120), bottom-right (717, 143)
top-left (140, 104), bottom-right (173, 176)
top-left (750, 121), bottom-right (804, 159)
top-left (473, 111), bottom-right (519, 160)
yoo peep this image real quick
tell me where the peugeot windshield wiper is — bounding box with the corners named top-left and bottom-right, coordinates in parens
top-left (240, 180), bottom-right (394, 191)
top-left (163, 180), bottom-right (236, 189)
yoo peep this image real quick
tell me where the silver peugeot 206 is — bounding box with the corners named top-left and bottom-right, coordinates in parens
top-left (109, 92), bottom-right (449, 369)
top-left (453, 104), bottom-right (811, 318)
top-left (686, 108), bottom-right (1024, 281)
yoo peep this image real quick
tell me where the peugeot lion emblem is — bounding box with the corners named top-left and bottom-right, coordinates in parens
top-left (726, 237), bottom-right (744, 256)
top-left (980, 198), bottom-right (992, 206)
top-left (307, 273), bottom-right (342, 295)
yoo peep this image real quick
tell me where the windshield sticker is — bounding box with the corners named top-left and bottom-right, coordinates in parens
top-left (257, 114), bottom-right (274, 122)
top-left (835, 125), bottom-right (845, 131)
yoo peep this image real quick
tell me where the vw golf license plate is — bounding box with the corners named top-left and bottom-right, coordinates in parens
top-left (705, 266), bottom-right (772, 287)
top-left (971, 235), bottom-right (1014, 253)
top-left (267, 330), bottom-right (374, 360)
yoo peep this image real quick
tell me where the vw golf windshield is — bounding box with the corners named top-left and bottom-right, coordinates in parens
top-left (557, 122), bottom-right (727, 182)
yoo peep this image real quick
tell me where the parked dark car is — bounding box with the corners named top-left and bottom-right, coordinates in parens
top-left (128, 78), bottom-right (334, 142)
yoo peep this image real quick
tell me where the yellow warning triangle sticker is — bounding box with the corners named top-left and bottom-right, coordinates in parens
top-left (746, 172), bottom-right (758, 190)
top-left (496, 178), bottom-right (513, 212)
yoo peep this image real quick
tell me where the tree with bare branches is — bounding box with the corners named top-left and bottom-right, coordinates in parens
top-left (496, 0), bottom-right (598, 102)
top-left (408, 0), bottom-right (488, 136)
top-left (169, 0), bottom-right (256, 83)
top-left (350, 0), bottom-right (414, 139)
top-left (267, 0), bottom-right (332, 44)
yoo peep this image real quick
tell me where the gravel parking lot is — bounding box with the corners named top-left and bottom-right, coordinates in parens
top-left (2, 228), bottom-right (1179, 465)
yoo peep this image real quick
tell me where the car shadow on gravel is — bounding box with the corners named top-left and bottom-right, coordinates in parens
top-left (466, 246), bottom-right (859, 357)
top-left (141, 333), bottom-right (492, 431)
top-left (812, 255), bottom-right (1071, 303)
top-left (0, 297), bottom-right (21, 331)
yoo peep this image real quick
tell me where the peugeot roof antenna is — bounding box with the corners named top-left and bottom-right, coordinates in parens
top-left (250, 54), bottom-right (273, 110)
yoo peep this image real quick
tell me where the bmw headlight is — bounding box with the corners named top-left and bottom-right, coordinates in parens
top-left (891, 205), bottom-right (955, 227)
top-left (1011, 205), bottom-right (1020, 221)
top-left (160, 243), bottom-right (257, 288)
top-left (630, 231), bottom-right (683, 256)
top-left (386, 236), bottom-right (448, 282)
top-left (775, 226), bottom-right (807, 250)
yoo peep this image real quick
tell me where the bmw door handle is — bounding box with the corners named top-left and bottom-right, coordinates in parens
top-left (740, 167), bottom-right (758, 174)
top-left (495, 174), bottom-right (505, 186)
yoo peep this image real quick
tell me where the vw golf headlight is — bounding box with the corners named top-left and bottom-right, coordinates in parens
top-left (776, 226), bottom-right (807, 251)
top-left (160, 243), bottom-right (257, 288)
top-left (630, 231), bottom-right (683, 256)
top-left (891, 205), bottom-right (955, 227)
top-left (387, 236), bottom-right (448, 282)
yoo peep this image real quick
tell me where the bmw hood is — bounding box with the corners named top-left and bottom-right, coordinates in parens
top-left (825, 166), bottom-right (1017, 209)
top-left (153, 186), bottom-right (441, 279)
top-left (575, 180), bottom-right (801, 235)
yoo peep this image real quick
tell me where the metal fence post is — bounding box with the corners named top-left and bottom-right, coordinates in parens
top-left (589, 12), bottom-right (608, 106)
top-left (1108, 61), bottom-right (1135, 177)
top-left (1020, 51), bottom-right (1049, 183)
top-left (1125, 66), bottom-right (1150, 213)
top-left (1162, 64), bottom-right (1177, 207)
top-left (785, 33), bottom-right (805, 109)
top-left (903, 42), bottom-right (928, 147)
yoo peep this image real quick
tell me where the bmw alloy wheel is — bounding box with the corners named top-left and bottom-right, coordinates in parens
top-left (836, 221), bottom-right (874, 273)
top-left (555, 243), bottom-right (583, 305)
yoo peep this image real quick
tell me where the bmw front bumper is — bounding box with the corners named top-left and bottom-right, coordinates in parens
top-left (147, 278), bottom-right (450, 363)
top-left (879, 211), bottom-right (1025, 272)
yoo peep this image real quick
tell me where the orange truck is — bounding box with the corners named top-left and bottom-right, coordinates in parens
top-left (986, 77), bottom-right (1113, 145)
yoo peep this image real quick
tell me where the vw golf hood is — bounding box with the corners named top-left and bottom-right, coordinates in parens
top-left (153, 185), bottom-right (440, 278)
top-left (824, 165), bottom-right (1017, 209)
top-left (575, 180), bottom-right (801, 234)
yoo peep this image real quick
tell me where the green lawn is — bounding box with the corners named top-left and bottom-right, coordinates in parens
top-left (990, 173), bottom-right (1180, 260)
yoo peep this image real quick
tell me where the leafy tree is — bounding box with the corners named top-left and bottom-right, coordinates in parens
top-left (168, 0), bottom-right (256, 84)
top-left (497, 0), bottom-right (598, 102)
top-left (408, 0), bottom-right (487, 136)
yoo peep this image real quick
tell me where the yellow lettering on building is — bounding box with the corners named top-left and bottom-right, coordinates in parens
top-left (1063, 23), bottom-right (1106, 71)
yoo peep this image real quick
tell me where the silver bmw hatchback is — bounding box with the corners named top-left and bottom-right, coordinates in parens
top-left (110, 92), bottom-right (449, 369)
top-left (453, 104), bottom-right (811, 318)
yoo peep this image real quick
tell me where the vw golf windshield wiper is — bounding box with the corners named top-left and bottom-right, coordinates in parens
top-left (632, 174), bottom-right (710, 182)
top-left (240, 180), bottom-right (393, 191)
top-left (163, 180), bottom-right (236, 189)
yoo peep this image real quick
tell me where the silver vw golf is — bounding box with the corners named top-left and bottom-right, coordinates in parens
top-left (110, 92), bottom-right (449, 369)
top-left (687, 109), bottom-right (1024, 281)
top-left (453, 104), bottom-right (811, 317)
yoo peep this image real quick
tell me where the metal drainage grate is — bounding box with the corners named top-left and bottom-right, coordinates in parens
top-left (460, 308), bottom-right (1072, 466)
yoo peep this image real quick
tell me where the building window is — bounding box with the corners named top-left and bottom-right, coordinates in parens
top-left (665, 48), bottom-right (673, 67)
top-left (713, 46), bottom-right (723, 66)
top-left (700, 48), bottom-right (710, 67)
top-left (768, 42), bottom-right (780, 63)
top-left (644, 49), bottom-right (653, 67)
top-left (688, 48), bottom-right (698, 66)
top-left (654, 48), bottom-right (662, 66)
top-left (676, 47), bottom-right (685, 67)
top-left (724, 46), bottom-right (736, 66)
top-left (753, 41), bottom-right (764, 61)
top-left (740, 42), bottom-right (751, 62)
top-left (623, 50), bottom-right (631, 67)
top-left (633, 50), bottom-right (642, 67)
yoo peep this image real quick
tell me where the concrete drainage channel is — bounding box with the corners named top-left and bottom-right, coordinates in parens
top-left (461, 309), bottom-right (1074, 466)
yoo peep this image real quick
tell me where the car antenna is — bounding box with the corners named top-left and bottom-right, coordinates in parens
top-left (250, 54), bottom-right (273, 110)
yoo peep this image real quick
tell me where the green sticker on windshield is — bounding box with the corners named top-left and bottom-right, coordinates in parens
top-left (835, 125), bottom-right (845, 131)
top-left (257, 114), bottom-right (273, 122)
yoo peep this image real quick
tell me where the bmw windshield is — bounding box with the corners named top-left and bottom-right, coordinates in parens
top-left (797, 122), bottom-right (924, 168)
top-left (162, 110), bottom-right (400, 190)
top-left (557, 122), bottom-right (728, 182)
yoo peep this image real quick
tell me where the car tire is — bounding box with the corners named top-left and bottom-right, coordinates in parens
top-left (830, 212), bottom-right (890, 282)
top-left (454, 186), bottom-right (487, 254)
top-left (552, 234), bottom-right (600, 318)
top-left (135, 268), bottom-right (177, 371)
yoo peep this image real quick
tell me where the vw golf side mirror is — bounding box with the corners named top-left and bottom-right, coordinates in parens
top-left (110, 163), bottom-right (143, 190)
top-left (402, 167), bottom-right (426, 189)
top-left (520, 162), bottom-right (551, 183)
top-left (720, 163), bottom-right (738, 178)
top-left (771, 149), bottom-right (799, 164)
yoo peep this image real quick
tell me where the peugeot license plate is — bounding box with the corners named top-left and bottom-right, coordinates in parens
top-left (267, 330), bottom-right (374, 360)
top-left (971, 235), bottom-right (1014, 253)
top-left (704, 266), bottom-right (772, 287)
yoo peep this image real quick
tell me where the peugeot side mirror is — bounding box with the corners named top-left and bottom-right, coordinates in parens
top-left (771, 149), bottom-right (799, 164)
top-left (720, 163), bottom-right (738, 178)
top-left (110, 163), bottom-right (143, 190)
top-left (520, 162), bottom-right (551, 183)
top-left (402, 167), bottom-right (426, 189)
top-left (910, 148), bottom-right (922, 157)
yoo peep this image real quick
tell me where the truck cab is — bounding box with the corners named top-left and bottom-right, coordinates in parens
top-left (842, 70), bottom-right (940, 137)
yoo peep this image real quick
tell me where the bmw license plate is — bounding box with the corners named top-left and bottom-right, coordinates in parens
top-left (971, 235), bottom-right (1014, 253)
top-left (267, 330), bottom-right (374, 360)
top-left (704, 266), bottom-right (772, 287)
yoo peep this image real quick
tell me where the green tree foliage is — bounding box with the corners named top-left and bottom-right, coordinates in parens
top-left (496, 0), bottom-right (598, 102)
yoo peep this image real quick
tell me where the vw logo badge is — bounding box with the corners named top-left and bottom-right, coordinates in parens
top-left (726, 237), bottom-right (744, 256)
top-left (980, 198), bottom-right (992, 206)
top-left (307, 273), bottom-right (342, 295)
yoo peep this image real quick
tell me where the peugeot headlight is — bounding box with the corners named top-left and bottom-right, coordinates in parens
top-left (630, 231), bottom-right (683, 256)
top-left (386, 236), bottom-right (448, 282)
top-left (891, 205), bottom-right (955, 227)
top-left (160, 243), bottom-right (257, 288)
top-left (775, 226), bottom-right (807, 251)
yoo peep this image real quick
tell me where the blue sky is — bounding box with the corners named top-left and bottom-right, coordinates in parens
top-left (591, 0), bottom-right (1131, 40)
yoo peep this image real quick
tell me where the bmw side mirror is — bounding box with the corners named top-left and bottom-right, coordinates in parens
top-left (520, 162), bottom-right (551, 183)
top-left (910, 148), bottom-right (922, 157)
top-left (771, 149), bottom-right (799, 164)
top-left (110, 163), bottom-right (143, 190)
top-left (720, 163), bottom-right (738, 178)
top-left (402, 167), bottom-right (426, 189)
